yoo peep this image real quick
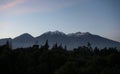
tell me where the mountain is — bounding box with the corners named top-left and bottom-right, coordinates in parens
top-left (0, 38), bottom-right (12, 46)
top-left (0, 31), bottom-right (120, 50)
top-left (67, 32), bottom-right (120, 49)
top-left (36, 31), bottom-right (68, 47)
top-left (12, 33), bottom-right (35, 49)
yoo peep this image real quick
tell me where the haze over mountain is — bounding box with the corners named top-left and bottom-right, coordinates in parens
top-left (0, 31), bottom-right (120, 50)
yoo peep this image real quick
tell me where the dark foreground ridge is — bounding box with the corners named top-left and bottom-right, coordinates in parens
top-left (0, 41), bottom-right (120, 74)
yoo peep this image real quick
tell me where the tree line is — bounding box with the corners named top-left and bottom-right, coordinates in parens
top-left (0, 40), bottom-right (120, 74)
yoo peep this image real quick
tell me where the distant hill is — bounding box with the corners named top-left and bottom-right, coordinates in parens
top-left (0, 31), bottom-right (120, 50)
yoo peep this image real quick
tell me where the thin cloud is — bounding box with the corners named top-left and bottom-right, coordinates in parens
top-left (1, 0), bottom-right (82, 15)
top-left (0, 0), bottom-right (25, 12)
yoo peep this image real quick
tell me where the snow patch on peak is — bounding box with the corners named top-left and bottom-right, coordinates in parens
top-left (80, 32), bottom-right (91, 36)
top-left (68, 32), bottom-right (92, 37)
top-left (44, 30), bottom-right (66, 35)
top-left (75, 32), bottom-right (82, 36)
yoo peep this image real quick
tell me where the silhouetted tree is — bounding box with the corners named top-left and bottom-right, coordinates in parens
top-left (94, 47), bottom-right (100, 55)
top-left (64, 45), bottom-right (67, 50)
top-left (32, 41), bottom-right (39, 49)
top-left (40, 40), bottom-right (49, 51)
top-left (44, 40), bottom-right (49, 50)
top-left (52, 43), bottom-right (58, 50)
top-left (58, 43), bottom-right (64, 50)
top-left (87, 42), bottom-right (92, 50)
top-left (5, 40), bottom-right (12, 50)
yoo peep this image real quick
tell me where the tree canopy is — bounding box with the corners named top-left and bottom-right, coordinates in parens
top-left (0, 41), bottom-right (120, 74)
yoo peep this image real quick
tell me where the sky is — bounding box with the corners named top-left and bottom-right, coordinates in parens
top-left (0, 0), bottom-right (120, 42)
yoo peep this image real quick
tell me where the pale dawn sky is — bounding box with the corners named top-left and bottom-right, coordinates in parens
top-left (0, 0), bottom-right (120, 42)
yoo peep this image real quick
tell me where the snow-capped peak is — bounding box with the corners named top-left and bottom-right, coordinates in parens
top-left (44, 30), bottom-right (66, 35)
top-left (75, 32), bottom-right (82, 36)
top-left (68, 32), bottom-right (92, 37)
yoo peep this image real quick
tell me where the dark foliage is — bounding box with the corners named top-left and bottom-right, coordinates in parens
top-left (0, 42), bottom-right (120, 74)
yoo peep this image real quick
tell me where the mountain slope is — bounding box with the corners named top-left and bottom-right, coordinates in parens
top-left (0, 38), bottom-right (12, 46)
top-left (36, 31), bottom-right (68, 47)
top-left (68, 33), bottom-right (120, 49)
top-left (12, 33), bottom-right (35, 48)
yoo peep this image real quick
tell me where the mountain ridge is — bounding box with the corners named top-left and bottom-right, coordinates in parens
top-left (0, 31), bottom-right (120, 50)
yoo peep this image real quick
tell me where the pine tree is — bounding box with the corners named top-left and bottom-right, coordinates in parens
top-left (52, 43), bottom-right (58, 50)
top-left (44, 40), bottom-right (49, 50)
